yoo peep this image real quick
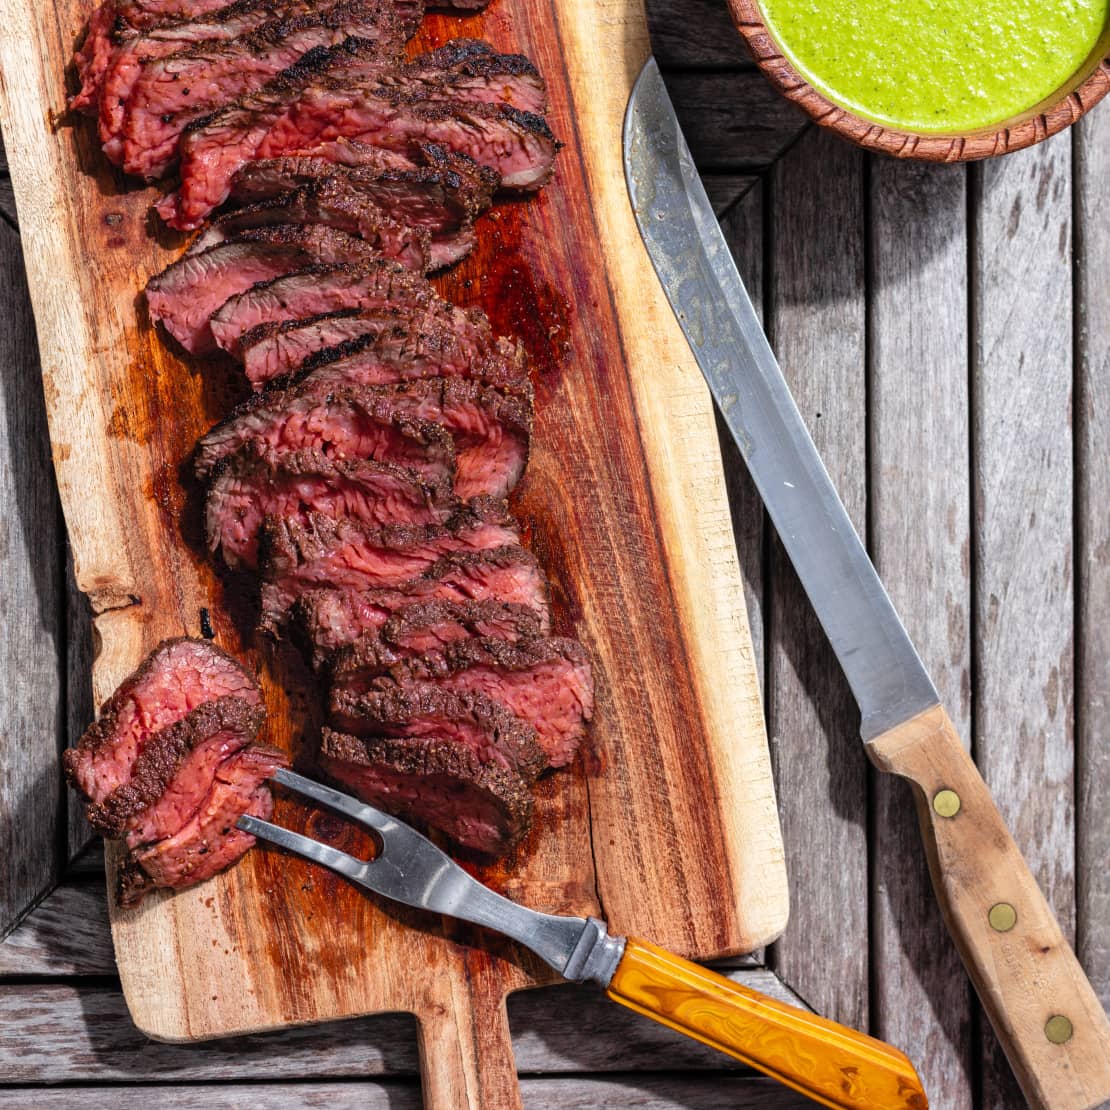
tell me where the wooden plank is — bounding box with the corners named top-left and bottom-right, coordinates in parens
top-left (0, 969), bottom-right (807, 1082)
top-left (718, 180), bottom-right (766, 688)
top-left (971, 134), bottom-right (1076, 1108)
top-left (0, 1077), bottom-right (814, 1109)
top-left (646, 0), bottom-right (753, 68)
top-left (867, 158), bottom-right (974, 1104)
top-left (0, 882), bottom-right (113, 975)
top-left (764, 126), bottom-right (870, 1031)
top-left (664, 71), bottom-right (808, 170)
top-left (1075, 103), bottom-right (1110, 1012)
top-left (65, 545), bottom-right (95, 863)
top-left (0, 216), bottom-right (62, 939)
top-left (0, 132), bottom-right (14, 226)
top-left (703, 173), bottom-right (759, 218)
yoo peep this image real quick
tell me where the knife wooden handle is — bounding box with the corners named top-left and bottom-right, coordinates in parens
top-left (869, 704), bottom-right (1110, 1110)
top-left (605, 936), bottom-right (927, 1108)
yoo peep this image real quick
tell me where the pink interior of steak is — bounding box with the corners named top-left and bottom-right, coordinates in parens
top-left (83, 695), bottom-right (264, 845)
top-left (208, 262), bottom-right (431, 356)
top-left (259, 508), bottom-right (520, 626)
top-left (206, 447), bottom-right (454, 570)
top-left (64, 639), bottom-right (261, 804)
top-left (328, 686), bottom-right (548, 781)
top-left (336, 639), bottom-right (593, 768)
top-left (319, 729), bottom-right (529, 855)
top-left (194, 381), bottom-right (457, 485)
top-left (130, 745), bottom-right (287, 893)
top-left (293, 544), bottom-right (552, 666)
top-left (381, 598), bottom-right (541, 654)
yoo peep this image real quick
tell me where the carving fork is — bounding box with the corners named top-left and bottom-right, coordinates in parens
top-left (241, 768), bottom-right (927, 1109)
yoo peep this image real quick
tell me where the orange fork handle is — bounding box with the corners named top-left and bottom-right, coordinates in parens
top-left (606, 937), bottom-right (928, 1110)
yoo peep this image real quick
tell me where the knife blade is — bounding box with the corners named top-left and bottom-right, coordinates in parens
top-left (623, 56), bottom-right (1110, 1110)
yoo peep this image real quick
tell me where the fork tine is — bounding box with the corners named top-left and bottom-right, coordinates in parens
top-left (238, 814), bottom-right (373, 887)
top-left (270, 767), bottom-right (394, 834)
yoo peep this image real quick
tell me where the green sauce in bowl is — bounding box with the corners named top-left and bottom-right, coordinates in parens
top-left (759, 0), bottom-right (1109, 132)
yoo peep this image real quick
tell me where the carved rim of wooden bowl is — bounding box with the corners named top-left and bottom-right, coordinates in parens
top-left (726, 0), bottom-right (1110, 162)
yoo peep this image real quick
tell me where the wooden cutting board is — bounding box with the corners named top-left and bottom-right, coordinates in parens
top-left (0, 0), bottom-right (788, 1103)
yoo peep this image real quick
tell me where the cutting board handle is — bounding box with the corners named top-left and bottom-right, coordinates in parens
top-left (417, 968), bottom-right (522, 1110)
top-left (868, 705), bottom-right (1110, 1110)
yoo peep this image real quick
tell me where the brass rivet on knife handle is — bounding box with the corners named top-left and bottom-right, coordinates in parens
top-left (1045, 1016), bottom-right (1075, 1045)
top-left (988, 903), bottom-right (1017, 932)
top-left (932, 789), bottom-right (961, 817)
top-left (867, 705), bottom-right (1110, 1110)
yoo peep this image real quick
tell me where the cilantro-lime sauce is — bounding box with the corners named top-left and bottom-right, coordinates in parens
top-left (759, 0), bottom-right (1109, 132)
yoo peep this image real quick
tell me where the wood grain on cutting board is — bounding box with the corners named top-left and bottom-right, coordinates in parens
top-left (0, 0), bottom-right (787, 1102)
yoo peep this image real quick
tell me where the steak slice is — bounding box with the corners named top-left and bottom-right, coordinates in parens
top-left (64, 638), bottom-right (262, 804)
top-left (84, 695), bottom-right (265, 846)
top-left (319, 728), bottom-right (532, 855)
top-left (241, 301), bottom-right (496, 387)
top-left (194, 380), bottom-right (456, 484)
top-left (259, 497), bottom-right (520, 629)
top-left (146, 225), bottom-right (381, 354)
top-left (188, 178), bottom-right (432, 272)
top-left (367, 39), bottom-right (548, 116)
top-left (116, 0), bottom-right (401, 178)
top-left (230, 142), bottom-right (497, 254)
top-left (120, 744), bottom-right (288, 906)
top-left (379, 598), bottom-right (543, 655)
top-left (96, 0), bottom-right (316, 160)
top-left (264, 92), bottom-right (558, 192)
top-left (329, 687), bottom-right (548, 781)
top-left (279, 319), bottom-right (530, 396)
top-left (354, 377), bottom-right (531, 499)
top-left (208, 260), bottom-right (432, 357)
top-left (159, 37), bottom-right (526, 227)
top-left (206, 444), bottom-right (456, 570)
top-left (330, 636), bottom-right (593, 768)
top-left (293, 544), bottom-right (551, 668)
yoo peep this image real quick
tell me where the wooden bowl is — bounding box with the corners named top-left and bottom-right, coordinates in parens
top-left (726, 0), bottom-right (1110, 161)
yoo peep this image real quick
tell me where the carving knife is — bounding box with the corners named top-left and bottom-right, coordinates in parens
top-left (622, 57), bottom-right (1110, 1110)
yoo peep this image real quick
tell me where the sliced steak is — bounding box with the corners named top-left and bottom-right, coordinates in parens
top-left (330, 636), bottom-right (593, 768)
top-left (84, 695), bottom-right (265, 846)
top-left (206, 445), bottom-right (456, 569)
top-left (293, 544), bottom-right (551, 668)
top-left (194, 380), bottom-right (456, 484)
top-left (73, 1), bottom-right (131, 112)
top-left (278, 318), bottom-right (530, 396)
top-left (146, 226), bottom-right (381, 355)
top-left (230, 142), bottom-right (497, 254)
top-left (159, 37), bottom-right (527, 227)
top-left (208, 260), bottom-right (432, 357)
top-left (96, 0), bottom-right (316, 160)
top-left (319, 728), bottom-right (532, 855)
top-left (264, 92), bottom-right (558, 192)
top-left (367, 39), bottom-right (548, 116)
top-left (330, 687), bottom-right (548, 781)
top-left (120, 744), bottom-right (288, 906)
top-left (241, 301), bottom-right (495, 387)
top-left (258, 497), bottom-right (520, 629)
top-left (188, 179), bottom-right (431, 272)
top-left (379, 598), bottom-right (542, 654)
top-left (116, 0), bottom-right (401, 178)
top-left (64, 638), bottom-right (262, 804)
top-left (355, 377), bottom-right (531, 498)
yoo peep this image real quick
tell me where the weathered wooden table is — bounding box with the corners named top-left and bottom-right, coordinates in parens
top-left (1, 0), bottom-right (1106, 1105)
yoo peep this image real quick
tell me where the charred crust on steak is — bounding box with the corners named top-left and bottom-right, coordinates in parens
top-left (85, 695), bottom-right (265, 837)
